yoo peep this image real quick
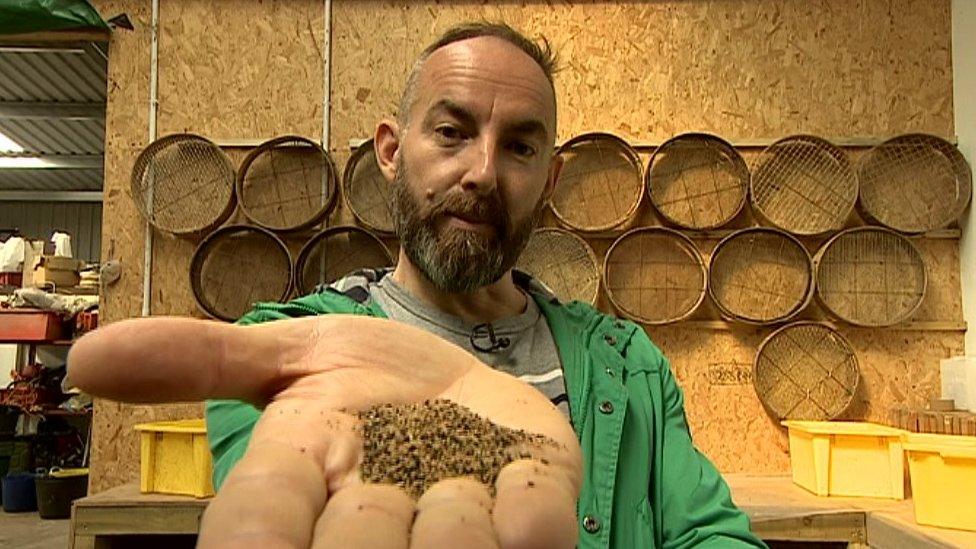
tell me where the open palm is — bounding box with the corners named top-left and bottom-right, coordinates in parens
top-left (68, 315), bottom-right (582, 548)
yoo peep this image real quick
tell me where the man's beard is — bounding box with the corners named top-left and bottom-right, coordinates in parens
top-left (391, 158), bottom-right (545, 293)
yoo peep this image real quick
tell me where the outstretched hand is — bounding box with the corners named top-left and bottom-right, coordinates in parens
top-left (68, 315), bottom-right (581, 548)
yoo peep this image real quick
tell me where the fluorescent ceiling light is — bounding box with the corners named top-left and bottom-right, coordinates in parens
top-left (0, 157), bottom-right (52, 168)
top-left (0, 131), bottom-right (24, 153)
top-left (0, 46), bottom-right (86, 54)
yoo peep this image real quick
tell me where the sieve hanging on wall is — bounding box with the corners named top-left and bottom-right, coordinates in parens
top-left (814, 226), bottom-right (926, 327)
top-left (515, 227), bottom-right (600, 305)
top-left (294, 225), bottom-right (394, 295)
top-left (754, 321), bottom-right (860, 421)
top-left (646, 133), bottom-right (749, 229)
top-left (603, 227), bottom-right (707, 324)
top-left (750, 135), bottom-right (857, 235)
top-left (343, 138), bottom-right (395, 234)
top-left (236, 136), bottom-right (339, 232)
top-left (189, 225), bottom-right (293, 322)
top-left (857, 133), bottom-right (972, 234)
top-left (130, 133), bottom-right (236, 236)
top-left (708, 227), bottom-right (814, 324)
top-left (549, 132), bottom-right (643, 232)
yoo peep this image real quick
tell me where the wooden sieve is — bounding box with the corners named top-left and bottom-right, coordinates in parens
top-left (343, 139), bottom-right (395, 234)
top-left (515, 228), bottom-right (600, 305)
top-left (295, 226), bottom-right (394, 295)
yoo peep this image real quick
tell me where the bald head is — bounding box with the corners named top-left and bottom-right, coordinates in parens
top-left (398, 22), bottom-right (558, 132)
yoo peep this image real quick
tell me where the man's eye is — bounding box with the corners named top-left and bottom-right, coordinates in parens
top-left (510, 141), bottom-right (536, 157)
top-left (435, 126), bottom-right (462, 141)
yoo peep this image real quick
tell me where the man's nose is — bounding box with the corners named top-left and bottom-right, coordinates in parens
top-left (460, 138), bottom-right (498, 194)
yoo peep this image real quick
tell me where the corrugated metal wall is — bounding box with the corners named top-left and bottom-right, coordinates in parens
top-left (0, 201), bottom-right (102, 262)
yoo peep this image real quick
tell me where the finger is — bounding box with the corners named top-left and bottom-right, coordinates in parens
top-left (66, 316), bottom-right (306, 404)
top-left (67, 314), bottom-right (478, 406)
top-left (197, 442), bottom-right (327, 549)
top-left (312, 484), bottom-right (415, 549)
top-left (492, 459), bottom-right (578, 549)
top-left (410, 478), bottom-right (498, 549)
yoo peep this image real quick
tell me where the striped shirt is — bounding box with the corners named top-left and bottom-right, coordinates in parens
top-left (327, 269), bottom-right (570, 417)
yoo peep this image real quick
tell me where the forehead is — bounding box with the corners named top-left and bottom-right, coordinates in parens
top-left (412, 36), bottom-right (556, 134)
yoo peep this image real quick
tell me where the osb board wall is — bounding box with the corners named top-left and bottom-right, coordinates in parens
top-left (331, 0), bottom-right (953, 146)
top-left (92, 0), bottom-right (959, 491)
top-left (90, 0), bottom-right (329, 492)
top-left (88, 0), bottom-right (200, 494)
top-left (650, 328), bottom-right (964, 473)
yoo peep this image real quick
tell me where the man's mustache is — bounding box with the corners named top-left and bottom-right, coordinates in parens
top-left (424, 190), bottom-right (509, 237)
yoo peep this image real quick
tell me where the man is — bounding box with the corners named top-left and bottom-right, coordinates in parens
top-left (69, 22), bottom-right (764, 549)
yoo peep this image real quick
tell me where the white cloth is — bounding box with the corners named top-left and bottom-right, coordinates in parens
top-left (51, 232), bottom-right (72, 258)
top-left (0, 237), bottom-right (25, 272)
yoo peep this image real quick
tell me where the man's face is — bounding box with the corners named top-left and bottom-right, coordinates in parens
top-left (388, 36), bottom-right (559, 293)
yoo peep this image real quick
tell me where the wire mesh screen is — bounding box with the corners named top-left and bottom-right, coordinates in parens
top-left (515, 228), bottom-right (600, 305)
top-left (550, 133), bottom-right (643, 232)
top-left (754, 322), bottom-right (859, 421)
top-left (295, 226), bottom-right (394, 295)
top-left (190, 225), bottom-right (293, 321)
top-left (815, 227), bottom-right (926, 326)
top-left (604, 228), bottom-right (707, 324)
top-left (646, 133), bottom-right (748, 229)
top-left (237, 136), bottom-right (338, 232)
top-left (858, 133), bottom-right (972, 233)
top-left (343, 139), bottom-right (395, 234)
top-left (708, 228), bottom-right (813, 324)
top-left (131, 134), bottom-right (236, 235)
top-left (750, 135), bottom-right (857, 235)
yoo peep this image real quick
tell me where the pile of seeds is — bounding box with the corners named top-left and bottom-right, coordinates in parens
top-left (357, 399), bottom-right (553, 498)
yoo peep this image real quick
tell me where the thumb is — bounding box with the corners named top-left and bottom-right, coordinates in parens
top-left (67, 316), bottom-right (308, 405)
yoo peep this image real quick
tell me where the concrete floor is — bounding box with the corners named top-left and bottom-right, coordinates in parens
top-left (0, 510), bottom-right (70, 548)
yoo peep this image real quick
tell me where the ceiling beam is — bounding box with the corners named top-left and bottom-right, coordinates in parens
top-left (0, 101), bottom-right (105, 121)
top-left (0, 154), bottom-right (102, 169)
top-left (0, 190), bottom-right (102, 202)
top-left (0, 30), bottom-right (110, 45)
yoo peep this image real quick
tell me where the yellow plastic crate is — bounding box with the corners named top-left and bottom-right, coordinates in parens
top-left (903, 432), bottom-right (976, 531)
top-left (782, 421), bottom-right (906, 499)
top-left (134, 419), bottom-right (214, 498)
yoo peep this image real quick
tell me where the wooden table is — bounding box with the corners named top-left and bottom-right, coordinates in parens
top-left (70, 484), bottom-right (207, 549)
top-left (71, 475), bottom-right (976, 548)
top-left (730, 475), bottom-right (975, 548)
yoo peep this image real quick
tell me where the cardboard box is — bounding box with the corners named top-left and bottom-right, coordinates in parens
top-left (32, 256), bottom-right (84, 288)
top-left (21, 240), bottom-right (44, 288)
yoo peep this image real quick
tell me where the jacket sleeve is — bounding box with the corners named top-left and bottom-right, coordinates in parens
top-left (204, 305), bottom-right (293, 491)
top-left (655, 352), bottom-right (767, 548)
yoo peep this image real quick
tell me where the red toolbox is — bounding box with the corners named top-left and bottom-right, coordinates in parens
top-left (0, 273), bottom-right (22, 286)
top-left (0, 309), bottom-right (66, 343)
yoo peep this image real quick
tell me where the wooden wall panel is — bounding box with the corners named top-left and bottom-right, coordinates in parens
top-left (155, 0), bottom-right (325, 140)
top-left (88, 0), bottom-right (327, 492)
top-left (92, 0), bottom-right (961, 490)
top-left (649, 328), bottom-right (963, 473)
top-left (89, 0), bottom-right (158, 493)
top-left (330, 0), bottom-right (953, 148)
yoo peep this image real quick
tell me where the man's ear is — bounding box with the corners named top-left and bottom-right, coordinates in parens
top-left (374, 119), bottom-right (401, 183)
top-left (543, 153), bottom-right (563, 202)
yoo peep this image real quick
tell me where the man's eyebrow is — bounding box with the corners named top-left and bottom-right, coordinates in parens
top-left (423, 99), bottom-right (476, 127)
top-left (506, 119), bottom-right (549, 142)
top-left (423, 99), bottom-right (551, 140)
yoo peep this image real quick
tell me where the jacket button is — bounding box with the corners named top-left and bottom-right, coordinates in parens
top-left (604, 334), bottom-right (617, 346)
top-left (583, 514), bottom-right (601, 533)
top-left (599, 401), bottom-right (614, 414)
top-left (605, 367), bottom-right (614, 377)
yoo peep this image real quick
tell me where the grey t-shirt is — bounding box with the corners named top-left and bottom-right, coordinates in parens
top-left (333, 272), bottom-right (570, 417)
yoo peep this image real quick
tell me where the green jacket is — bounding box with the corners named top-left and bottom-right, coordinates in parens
top-left (206, 285), bottom-right (765, 548)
